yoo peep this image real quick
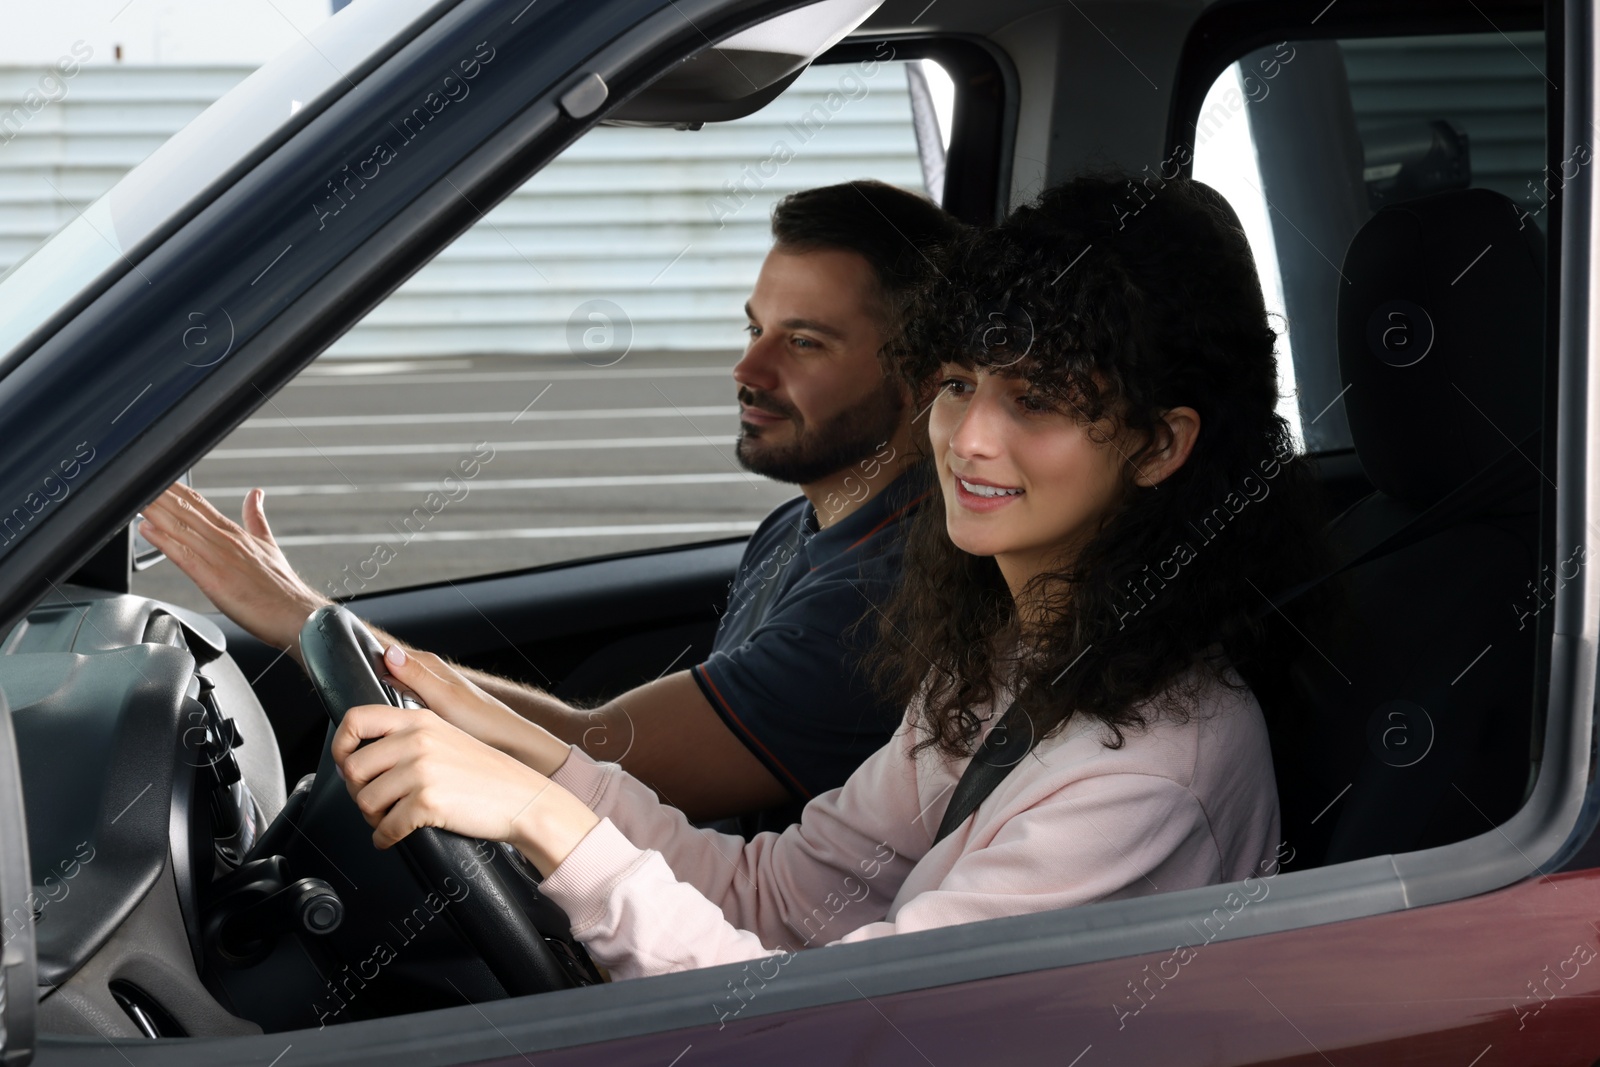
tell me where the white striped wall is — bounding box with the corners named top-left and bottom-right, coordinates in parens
top-left (0, 60), bottom-right (927, 357)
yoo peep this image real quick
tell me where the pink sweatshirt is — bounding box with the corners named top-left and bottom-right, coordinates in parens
top-left (539, 661), bottom-right (1280, 981)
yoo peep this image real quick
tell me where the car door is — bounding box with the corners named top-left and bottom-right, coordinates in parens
top-left (4, 0), bottom-right (1600, 1064)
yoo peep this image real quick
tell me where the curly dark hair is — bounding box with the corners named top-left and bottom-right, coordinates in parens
top-left (869, 172), bottom-right (1333, 758)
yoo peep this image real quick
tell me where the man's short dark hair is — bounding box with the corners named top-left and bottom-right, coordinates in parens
top-left (770, 180), bottom-right (959, 326)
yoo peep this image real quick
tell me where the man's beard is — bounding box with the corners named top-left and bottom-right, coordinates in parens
top-left (734, 377), bottom-right (905, 485)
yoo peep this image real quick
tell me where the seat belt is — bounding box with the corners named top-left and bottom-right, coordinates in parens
top-left (934, 685), bottom-right (1040, 845)
top-left (1259, 428), bottom-right (1540, 620)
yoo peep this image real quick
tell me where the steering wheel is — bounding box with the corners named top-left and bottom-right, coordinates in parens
top-left (298, 605), bottom-right (589, 996)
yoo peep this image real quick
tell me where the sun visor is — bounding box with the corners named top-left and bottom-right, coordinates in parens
top-left (603, 0), bottom-right (883, 126)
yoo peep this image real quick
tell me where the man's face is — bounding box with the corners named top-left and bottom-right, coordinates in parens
top-left (733, 246), bottom-right (906, 485)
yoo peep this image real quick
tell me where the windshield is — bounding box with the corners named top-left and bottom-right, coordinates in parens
top-left (0, 0), bottom-right (450, 367)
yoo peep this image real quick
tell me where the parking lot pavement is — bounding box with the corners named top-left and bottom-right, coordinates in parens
top-left (130, 351), bottom-right (798, 614)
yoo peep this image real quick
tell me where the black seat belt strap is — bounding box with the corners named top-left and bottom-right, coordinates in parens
top-left (934, 685), bottom-right (1041, 846)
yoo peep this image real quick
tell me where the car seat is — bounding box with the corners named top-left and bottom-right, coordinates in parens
top-left (1249, 186), bottom-right (1546, 870)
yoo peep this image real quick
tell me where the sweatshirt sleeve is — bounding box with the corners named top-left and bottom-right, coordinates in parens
top-left (539, 736), bottom-right (1223, 980)
top-left (539, 725), bottom-right (927, 977)
top-left (535, 818), bottom-right (785, 980)
top-left (831, 771), bottom-right (1220, 944)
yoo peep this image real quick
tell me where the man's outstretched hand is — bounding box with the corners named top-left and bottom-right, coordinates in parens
top-left (139, 482), bottom-right (330, 665)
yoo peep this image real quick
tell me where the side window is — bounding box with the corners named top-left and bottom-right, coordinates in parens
top-left (1190, 31), bottom-right (1548, 453)
top-left (132, 55), bottom-right (953, 610)
top-left (1187, 25), bottom-right (1553, 873)
top-left (1190, 49), bottom-right (1301, 450)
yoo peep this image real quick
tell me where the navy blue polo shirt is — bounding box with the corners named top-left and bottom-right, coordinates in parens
top-left (693, 466), bottom-right (931, 836)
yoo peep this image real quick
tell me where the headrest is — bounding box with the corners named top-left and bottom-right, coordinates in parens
top-left (1337, 188), bottom-right (1545, 507)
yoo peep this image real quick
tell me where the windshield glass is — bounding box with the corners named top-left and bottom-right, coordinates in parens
top-left (0, 199), bottom-right (120, 354)
top-left (0, 0), bottom-right (449, 366)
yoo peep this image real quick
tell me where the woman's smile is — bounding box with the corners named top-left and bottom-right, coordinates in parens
top-left (952, 471), bottom-right (1026, 512)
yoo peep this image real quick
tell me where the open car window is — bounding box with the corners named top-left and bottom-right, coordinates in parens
top-left (129, 53), bottom-right (954, 610)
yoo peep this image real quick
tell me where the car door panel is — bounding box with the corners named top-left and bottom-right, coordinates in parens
top-left (507, 865), bottom-right (1600, 1067)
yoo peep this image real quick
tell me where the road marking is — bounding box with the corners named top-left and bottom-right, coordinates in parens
top-left (199, 473), bottom-right (766, 496)
top-left (240, 405), bottom-right (736, 429)
top-left (511, 383), bottom-right (553, 424)
top-left (275, 521), bottom-right (759, 546)
top-left (296, 360), bottom-right (476, 375)
top-left (289, 365), bottom-right (730, 385)
top-left (207, 436), bottom-right (733, 459)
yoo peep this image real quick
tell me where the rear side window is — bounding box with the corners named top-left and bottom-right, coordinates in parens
top-left (1190, 31), bottom-right (1548, 453)
top-left (1185, 22), bottom-right (1555, 874)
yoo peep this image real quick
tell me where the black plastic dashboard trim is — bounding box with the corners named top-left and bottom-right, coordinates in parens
top-left (9, 643), bottom-right (193, 987)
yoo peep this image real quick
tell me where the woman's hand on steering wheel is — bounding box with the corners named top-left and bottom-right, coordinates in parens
top-left (305, 611), bottom-right (590, 994)
top-left (332, 645), bottom-right (600, 877)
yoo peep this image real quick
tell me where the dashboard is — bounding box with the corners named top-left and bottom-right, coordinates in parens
top-left (3, 581), bottom-right (591, 1038)
top-left (1, 584), bottom-right (288, 1037)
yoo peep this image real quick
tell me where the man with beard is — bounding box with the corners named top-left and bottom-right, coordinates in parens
top-left (140, 180), bottom-right (956, 833)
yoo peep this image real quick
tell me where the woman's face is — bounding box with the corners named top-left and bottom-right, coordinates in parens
top-left (928, 362), bottom-right (1134, 592)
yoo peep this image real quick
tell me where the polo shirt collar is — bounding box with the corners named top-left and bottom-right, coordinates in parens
top-left (796, 465), bottom-right (929, 568)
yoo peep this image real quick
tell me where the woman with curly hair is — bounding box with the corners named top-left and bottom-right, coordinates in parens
top-left (328, 173), bottom-right (1330, 980)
